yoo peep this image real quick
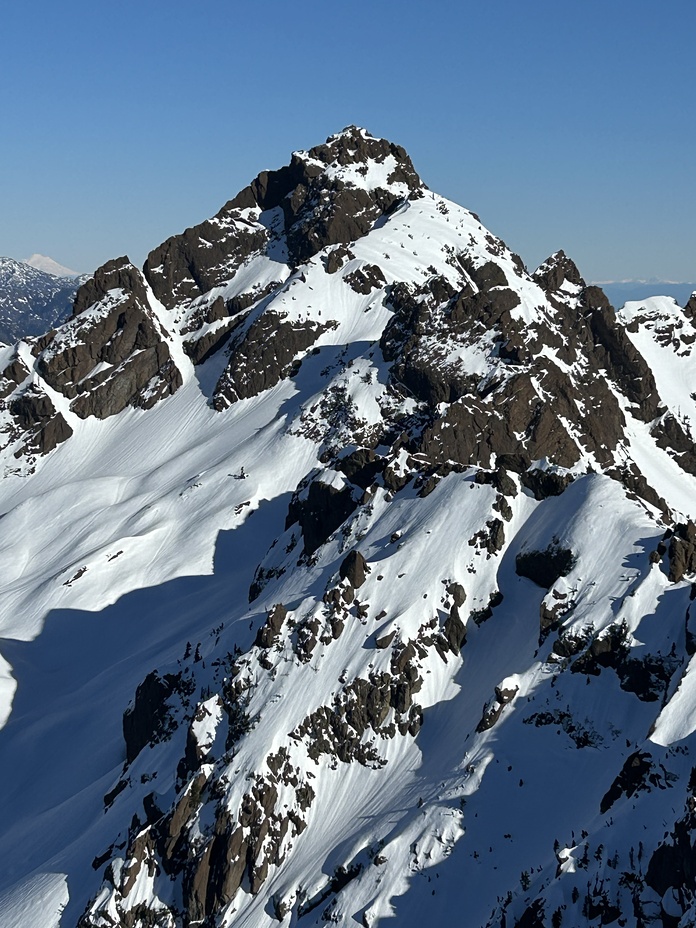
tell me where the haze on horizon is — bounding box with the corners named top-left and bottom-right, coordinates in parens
top-left (1, 0), bottom-right (694, 283)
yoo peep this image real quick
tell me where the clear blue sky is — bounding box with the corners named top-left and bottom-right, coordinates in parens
top-left (1, 0), bottom-right (694, 282)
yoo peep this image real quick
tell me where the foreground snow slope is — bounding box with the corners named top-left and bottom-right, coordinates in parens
top-left (1, 128), bottom-right (696, 928)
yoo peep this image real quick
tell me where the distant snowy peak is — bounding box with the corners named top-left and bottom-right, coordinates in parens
top-left (23, 253), bottom-right (80, 278)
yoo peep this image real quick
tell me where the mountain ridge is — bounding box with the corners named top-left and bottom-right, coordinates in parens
top-left (1, 127), bottom-right (696, 928)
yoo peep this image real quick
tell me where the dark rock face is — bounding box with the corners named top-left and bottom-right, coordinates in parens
top-left (339, 550), bottom-right (369, 588)
top-left (8, 386), bottom-right (73, 455)
top-left (293, 669), bottom-right (423, 767)
top-left (381, 276), bottom-right (508, 406)
top-left (0, 352), bottom-right (73, 460)
top-left (337, 447), bottom-right (384, 489)
top-left (652, 414), bottom-right (696, 477)
top-left (254, 604), bottom-right (287, 649)
top-left (71, 257), bottom-right (149, 318)
top-left (122, 671), bottom-right (183, 765)
top-left (447, 581), bottom-right (467, 607)
top-left (0, 354), bottom-right (29, 399)
top-left (279, 128), bottom-right (423, 267)
top-left (520, 469), bottom-right (573, 500)
top-left (476, 683), bottom-right (518, 732)
top-left (213, 311), bottom-right (334, 408)
top-left (180, 296), bottom-right (240, 365)
top-left (600, 751), bottom-right (654, 814)
top-left (180, 282), bottom-right (282, 366)
top-left (685, 291), bottom-right (696, 322)
top-left (37, 258), bottom-right (182, 419)
top-left (475, 467), bottom-right (518, 498)
top-left (468, 519), bottom-right (506, 556)
top-left (558, 620), bottom-right (681, 702)
top-left (97, 747), bottom-right (314, 925)
top-left (668, 523), bottom-right (696, 582)
top-left (532, 250), bottom-right (584, 293)
top-left (443, 606), bottom-right (467, 653)
top-left (344, 263), bottom-right (386, 295)
top-left (516, 545), bottom-right (576, 589)
top-left (286, 478), bottom-right (358, 556)
top-left (646, 814), bottom-right (696, 900)
top-left (470, 590), bottom-right (504, 626)
top-left (467, 259), bottom-right (509, 291)
top-left (379, 265), bottom-right (636, 484)
top-left (144, 214), bottom-right (268, 311)
top-left (586, 303), bottom-right (661, 421)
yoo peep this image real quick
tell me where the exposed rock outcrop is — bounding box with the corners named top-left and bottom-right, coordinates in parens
top-left (37, 258), bottom-right (182, 419)
top-left (8, 386), bottom-right (72, 454)
top-left (213, 312), bottom-right (335, 408)
top-left (339, 550), bottom-right (369, 588)
top-left (515, 545), bottom-right (576, 589)
top-left (286, 476), bottom-right (358, 556)
top-left (123, 670), bottom-right (188, 765)
top-left (254, 604), bottom-right (287, 649)
top-left (668, 523), bottom-right (696, 582)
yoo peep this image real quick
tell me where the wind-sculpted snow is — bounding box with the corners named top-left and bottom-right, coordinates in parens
top-left (1, 129), bottom-right (696, 928)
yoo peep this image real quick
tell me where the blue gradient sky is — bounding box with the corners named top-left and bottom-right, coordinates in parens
top-left (1, 1), bottom-right (694, 281)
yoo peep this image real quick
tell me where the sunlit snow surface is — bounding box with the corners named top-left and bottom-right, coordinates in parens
top-left (0, 170), bottom-right (695, 928)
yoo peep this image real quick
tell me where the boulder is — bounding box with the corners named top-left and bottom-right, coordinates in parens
top-left (339, 551), bottom-right (369, 588)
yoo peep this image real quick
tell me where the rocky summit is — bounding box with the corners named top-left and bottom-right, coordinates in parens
top-left (1, 127), bottom-right (696, 928)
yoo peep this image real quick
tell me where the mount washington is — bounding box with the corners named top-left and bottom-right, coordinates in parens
top-left (1, 128), bottom-right (696, 928)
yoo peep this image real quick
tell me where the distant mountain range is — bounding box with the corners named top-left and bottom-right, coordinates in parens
top-left (0, 256), bottom-right (87, 344)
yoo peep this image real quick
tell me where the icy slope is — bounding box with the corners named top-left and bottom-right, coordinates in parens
top-left (1, 128), bottom-right (696, 928)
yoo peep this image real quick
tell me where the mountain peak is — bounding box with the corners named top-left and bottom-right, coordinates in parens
top-left (295, 125), bottom-right (423, 192)
top-left (23, 253), bottom-right (79, 278)
top-left (532, 249), bottom-right (585, 292)
top-left (144, 128), bottom-right (424, 309)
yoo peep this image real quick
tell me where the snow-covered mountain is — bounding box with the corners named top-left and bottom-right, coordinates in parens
top-left (23, 254), bottom-right (80, 278)
top-left (1, 127), bottom-right (696, 928)
top-left (0, 257), bottom-right (85, 344)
